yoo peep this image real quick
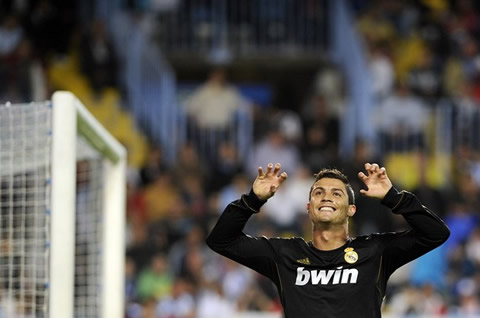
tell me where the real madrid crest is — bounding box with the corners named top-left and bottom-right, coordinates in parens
top-left (344, 247), bottom-right (358, 264)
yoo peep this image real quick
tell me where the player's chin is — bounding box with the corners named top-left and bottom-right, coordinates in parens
top-left (315, 209), bottom-right (336, 217)
top-left (312, 213), bottom-right (334, 223)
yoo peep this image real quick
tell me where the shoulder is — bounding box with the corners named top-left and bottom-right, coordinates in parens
top-left (352, 231), bottom-right (404, 246)
top-left (266, 236), bottom-right (309, 251)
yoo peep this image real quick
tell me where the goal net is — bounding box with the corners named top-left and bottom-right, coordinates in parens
top-left (0, 91), bottom-right (126, 318)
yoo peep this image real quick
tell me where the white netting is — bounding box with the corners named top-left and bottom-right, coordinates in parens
top-left (0, 102), bottom-right (106, 318)
top-left (0, 102), bottom-right (52, 318)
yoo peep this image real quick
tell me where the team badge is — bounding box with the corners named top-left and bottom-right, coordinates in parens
top-left (344, 247), bottom-right (358, 264)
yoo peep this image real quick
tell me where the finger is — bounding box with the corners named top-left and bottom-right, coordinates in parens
top-left (379, 167), bottom-right (387, 176)
top-left (273, 163), bottom-right (281, 176)
top-left (358, 171), bottom-right (368, 181)
top-left (258, 166), bottom-right (265, 177)
top-left (266, 163), bottom-right (274, 175)
top-left (359, 189), bottom-right (367, 196)
top-left (372, 163), bottom-right (380, 172)
top-left (364, 163), bottom-right (372, 174)
top-left (278, 172), bottom-right (288, 184)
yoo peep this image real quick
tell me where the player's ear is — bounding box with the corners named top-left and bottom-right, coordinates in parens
top-left (347, 204), bottom-right (356, 217)
top-left (306, 202), bottom-right (310, 213)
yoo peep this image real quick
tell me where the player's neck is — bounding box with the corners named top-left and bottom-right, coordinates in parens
top-left (311, 223), bottom-right (349, 251)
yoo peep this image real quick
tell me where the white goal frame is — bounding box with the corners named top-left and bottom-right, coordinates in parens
top-left (50, 91), bottom-right (126, 318)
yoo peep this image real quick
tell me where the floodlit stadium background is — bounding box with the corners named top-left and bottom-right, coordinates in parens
top-left (1, 0), bottom-right (480, 316)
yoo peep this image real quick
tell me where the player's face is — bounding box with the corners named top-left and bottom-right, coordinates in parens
top-left (307, 178), bottom-right (355, 225)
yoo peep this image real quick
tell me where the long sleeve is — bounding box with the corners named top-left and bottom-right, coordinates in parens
top-left (206, 189), bottom-right (281, 284)
top-left (380, 187), bottom-right (450, 275)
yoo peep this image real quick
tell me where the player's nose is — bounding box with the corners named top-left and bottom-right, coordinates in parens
top-left (321, 195), bottom-right (333, 202)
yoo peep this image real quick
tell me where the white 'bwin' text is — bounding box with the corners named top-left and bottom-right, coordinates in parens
top-left (295, 266), bottom-right (358, 285)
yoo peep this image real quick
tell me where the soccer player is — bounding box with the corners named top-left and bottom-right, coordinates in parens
top-left (206, 162), bottom-right (450, 317)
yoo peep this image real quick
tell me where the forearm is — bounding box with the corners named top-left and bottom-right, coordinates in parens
top-left (206, 189), bottom-right (266, 252)
top-left (205, 190), bottom-right (280, 282)
top-left (381, 187), bottom-right (450, 247)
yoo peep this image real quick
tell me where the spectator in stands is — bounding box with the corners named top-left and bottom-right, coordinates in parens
top-left (368, 40), bottom-right (394, 102)
top-left (184, 67), bottom-right (250, 161)
top-left (155, 277), bottom-right (195, 318)
top-left (443, 199), bottom-right (479, 254)
top-left (221, 259), bottom-right (254, 305)
top-left (452, 277), bottom-right (480, 316)
top-left (450, 171), bottom-right (480, 211)
top-left (0, 14), bottom-right (23, 57)
top-left (79, 19), bottom-right (118, 94)
top-left (444, 36), bottom-right (480, 99)
top-left (386, 284), bottom-right (422, 315)
top-left (178, 173), bottom-right (207, 218)
top-left (406, 47), bottom-right (443, 106)
top-left (18, 39), bottom-right (47, 102)
top-left (196, 281), bottom-right (236, 318)
top-left (139, 146), bottom-right (168, 188)
top-left (237, 280), bottom-right (280, 312)
top-left (247, 120), bottom-right (301, 179)
top-left (466, 226), bottom-right (480, 268)
top-left (217, 172), bottom-right (251, 213)
top-left (0, 37), bottom-right (47, 103)
top-left (125, 257), bottom-right (138, 303)
top-left (126, 220), bottom-right (158, 272)
top-left (152, 196), bottom-right (192, 247)
top-left (136, 253), bottom-right (173, 302)
top-left (207, 141), bottom-right (244, 193)
top-left (410, 153), bottom-right (448, 217)
top-left (311, 66), bottom-right (346, 119)
top-left (171, 143), bottom-right (208, 187)
top-left (300, 94), bottom-right (339, 172)
top-left (168, 225), bottom-right (207, 278)
top-left (386, 283), bottom-right (447, 316)
top-left (142, 170), bottom-right (180, 222)
top-left (376, 81), bottom-right (429, 153)
top-left (0, 14), bottom-right (24, 101)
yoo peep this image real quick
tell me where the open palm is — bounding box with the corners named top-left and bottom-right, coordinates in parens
top-left (253, 163), bottom-right (288, 200)
top-left (357, 163), bottom-right (392, 200)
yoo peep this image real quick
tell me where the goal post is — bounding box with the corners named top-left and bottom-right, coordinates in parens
top-left (51, 91), bottom-right (127, 318)
top-left (0, 91), bottom-right (127, 318)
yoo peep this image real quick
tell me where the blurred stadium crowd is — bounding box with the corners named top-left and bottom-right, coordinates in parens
top-left (2, 0), bottom-right (480, 317)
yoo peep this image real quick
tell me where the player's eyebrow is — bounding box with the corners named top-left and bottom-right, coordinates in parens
top-left (312, 186), bottom-right (345, 194)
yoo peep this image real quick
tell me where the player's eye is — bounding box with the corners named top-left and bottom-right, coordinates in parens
top-left (334, 192), bottom-right (341, 197)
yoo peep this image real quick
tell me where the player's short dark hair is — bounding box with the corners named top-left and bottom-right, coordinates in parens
top-left (309, 168), bottom-right (355, 204)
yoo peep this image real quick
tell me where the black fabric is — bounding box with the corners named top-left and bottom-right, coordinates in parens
top-left (206, 188), bottom-right (450, 318)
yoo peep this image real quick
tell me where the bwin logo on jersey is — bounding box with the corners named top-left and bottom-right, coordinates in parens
top-left (295, 266), bottom-right (358, 286)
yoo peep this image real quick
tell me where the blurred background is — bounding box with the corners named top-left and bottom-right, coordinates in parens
top-left (2, 0), bottom-right (480, 316)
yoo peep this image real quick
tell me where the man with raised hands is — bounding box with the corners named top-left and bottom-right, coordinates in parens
top-left (206, 162), bottom-right (450, 317)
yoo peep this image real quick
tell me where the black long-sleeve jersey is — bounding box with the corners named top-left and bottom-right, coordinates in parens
top-left (206, 187), bottom-right (450, 317)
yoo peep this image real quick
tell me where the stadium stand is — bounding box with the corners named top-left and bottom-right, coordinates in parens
top-left (2, 0), bottom-right (480, 316)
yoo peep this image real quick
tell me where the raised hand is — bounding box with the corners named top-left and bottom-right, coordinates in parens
top-left (357, 163), bottom-right (393, 200)
top-left (253, 163), bottom-right (288, 200)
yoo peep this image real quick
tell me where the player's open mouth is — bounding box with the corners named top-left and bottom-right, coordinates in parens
top-left (318, 206), bottom-right (336, 212)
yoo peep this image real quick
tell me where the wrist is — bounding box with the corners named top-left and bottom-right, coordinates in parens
top-left (381, 187), bottom-right (402, 209)
top-left (242, 188), bottom-right (268, 213)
